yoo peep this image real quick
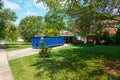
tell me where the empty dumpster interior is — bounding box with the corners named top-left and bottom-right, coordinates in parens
top-left (32, 37), bottom-right (64, 48)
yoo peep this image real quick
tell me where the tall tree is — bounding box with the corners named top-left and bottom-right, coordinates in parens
top-left (0, 1), bottom-right (17, 39)
top-left (19, 16), bottom-right (43, 41)
top-left (5, 23), bottom-right (18, 41)
top-left (37, 0), bottom-right (120, 43)
top-left (44, 10), bottom-right (66, 36)
top-left (37, 0), bottom-right (66, 36)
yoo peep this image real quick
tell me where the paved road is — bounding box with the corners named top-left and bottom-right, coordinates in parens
top-left (0, 41), bottom-right (14, 80)
top-left (7, 44), bottom-right (70, 60)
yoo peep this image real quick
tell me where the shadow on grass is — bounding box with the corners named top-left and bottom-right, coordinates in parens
top-left (31, 45), bottom-right (120, 80)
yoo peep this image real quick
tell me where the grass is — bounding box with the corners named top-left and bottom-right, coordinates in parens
top-left (5, 42), bottom-right (31, 51)
top-left (9, 44), bottom-right (120, 80)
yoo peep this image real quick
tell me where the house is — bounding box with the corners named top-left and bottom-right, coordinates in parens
top-left (59, 30), bottom-right (74, 43)
top-left (100, 20), bottom-right (119, 36)
top-left (88, 19), bottom-right (120, 44)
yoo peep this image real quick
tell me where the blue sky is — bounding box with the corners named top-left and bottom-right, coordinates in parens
top-left (3, 0), bottom-right (47, 25)
top-left (3, 0), bottom-right (119, 26)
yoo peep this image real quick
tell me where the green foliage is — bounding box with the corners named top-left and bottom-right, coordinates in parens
top-left (0, 1), bottom-right (17, 39)
top-left (43, 10), bottom-right (66, 36)
top-left (44, 28), bottom-right (59, 36)
top-left (0, 22), bottom-right (18, 41)
top-left (109, 36), bottom-right (116, 44)
top-left (39, 41), bottom-right (51, 58)
top-left (115, 28), bottom-right (120, 44)
top-left (102, 31), bottom-right (117, 44)
top-left (37, 0), bottom-right (120, 42)
top-left (5, 23), bottom-right (18, 41)
top-left (103, 31), bottom-right (110, 41)
top-left (72, 35), bottom-right (77, 41)
top-left (95, 31), bottom-right (117, 44)
top-left (95, 32), bottom-right (103, 42)
top-left (37, 0), bottom-right (66, 37)
top-left (117, 64), bottom-right (120, 70)
top-left (18, 16), bottom-right (43, 41)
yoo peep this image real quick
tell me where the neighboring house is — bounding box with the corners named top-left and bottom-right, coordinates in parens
top-left (60, 20), bottom-right (120, 44)
top-left (59, 30), bottom-right (74, 43)
top-left (100, 20), bottom-right (119, 36)
top-left (88, 19), bottom-right (120, 43)
top-left (59, 30), bottom-right (82, 44)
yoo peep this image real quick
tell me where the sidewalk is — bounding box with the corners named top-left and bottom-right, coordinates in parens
top-left (0, 41), bottom-right (14, 80)
top-left (7, 44), bottom-right (71, 60)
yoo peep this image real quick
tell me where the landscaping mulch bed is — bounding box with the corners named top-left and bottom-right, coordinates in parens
top-left (102, 61), bottom-right (120, 76)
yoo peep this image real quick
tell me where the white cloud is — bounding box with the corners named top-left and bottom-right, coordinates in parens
top-left (22, 0), bottom-right (35, 9)
top-left (34, 0), bottom-right (48, 11)
top-left (26, 10), bottom-right (37, 16)
top-left (3, 0), bottom-right (21, 10)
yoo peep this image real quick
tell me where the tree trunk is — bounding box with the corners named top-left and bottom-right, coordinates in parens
top-left (84, 36), bottom-right (87, 44)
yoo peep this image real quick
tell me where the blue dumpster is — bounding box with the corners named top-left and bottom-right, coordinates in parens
top-left (32, 36), bottom-right (64, 48)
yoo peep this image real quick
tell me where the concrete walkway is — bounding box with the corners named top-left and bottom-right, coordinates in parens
top-left (7, 44), bottom-right (71, 60)
top-left (0, 41), bottom-right (14, 80)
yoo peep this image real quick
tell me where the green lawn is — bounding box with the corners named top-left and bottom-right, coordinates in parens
top-left (9, 45), bottom-right (120, 80)
top-left (5, 42), bottom-right (31, 51)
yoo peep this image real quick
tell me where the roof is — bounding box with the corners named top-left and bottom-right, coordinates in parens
top-left (99, 20), bottom-right (119, 24)
top-left (59, 30), bottom-right (74, 37)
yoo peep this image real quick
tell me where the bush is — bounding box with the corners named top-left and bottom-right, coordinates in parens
top-left (94, 32), bottom-right (103, 44)
top-left (102, 31), bottom-right (116, 44)
top-left (109, 36), bottom-right (116, 44)
top-left (103, 31), bottom-right (110, 41)
top-left (39, 41), bottom-right (52, 58)
top-left (117, 64), bottom-right (120, 70)
top-left (72, 35), bottom-right (77, 41)
top-left (95, 31), bottom-right (115, 45)
top-left (115, 28), bottom-right (120, 45)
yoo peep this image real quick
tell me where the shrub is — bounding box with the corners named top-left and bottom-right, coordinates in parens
top-left (103, 31), bottom-right (116, 44)
top-left (39, 41), bottom-right (52, 58)
top-left (117, 64), bottom-right (120, 70)
top-left (115, 28), bottom-right (120, 45)
top-left (72, 35), bottom-right (77, 41)
top-left (103, 31), bottom-right (110, 41)
top-left (109, 36), bottom-right (116, 44)
top-left (94, 32), bottom-right (103, 44)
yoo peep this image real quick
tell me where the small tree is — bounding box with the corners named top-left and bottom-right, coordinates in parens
top-left (39, 36), bottom-right (51, 58)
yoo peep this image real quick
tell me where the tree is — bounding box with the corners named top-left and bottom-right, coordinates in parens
top-left (0, 1), bottom-right (17, 39)
top-left (18, 16), bottom-right (43, 41)
top-left (5, 23), bottom-right (18, 41)
top-left (37, 0), bottom-right (66, 36)
top-left (37, 0), bottom-right (120, 44)
top-left (43, 10), bottom-right (66, 36)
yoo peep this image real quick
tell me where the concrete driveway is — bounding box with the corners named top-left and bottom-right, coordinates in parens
top-left (7, 44), bottom-right (70, 60)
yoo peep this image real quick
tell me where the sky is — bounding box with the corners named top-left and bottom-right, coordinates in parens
top-left (2, 0), bottom-right (120, 26)
top-left (3, 0), bottom-right (47, 25)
